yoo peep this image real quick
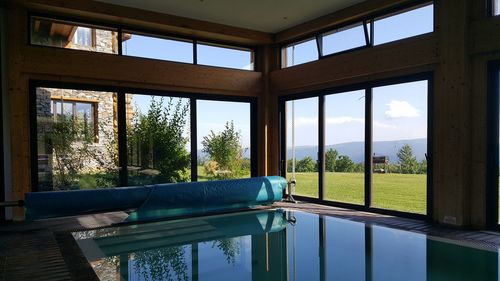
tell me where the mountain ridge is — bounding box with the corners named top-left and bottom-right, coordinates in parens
top-left (287, 138), bottom-right (427, 163)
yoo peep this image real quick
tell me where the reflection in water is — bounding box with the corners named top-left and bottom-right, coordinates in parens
top-left (133, 246), bottom-right (189, 281)
top-left (211, 238), bottom-right (241, 265)
top-left (73, 210), bottom-right (500, 281)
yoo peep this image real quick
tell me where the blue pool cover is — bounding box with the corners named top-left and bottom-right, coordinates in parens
top-left (24, 176), bottom-right (288, 221)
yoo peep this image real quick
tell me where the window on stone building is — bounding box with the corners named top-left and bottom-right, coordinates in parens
top-left (51, 98), bottom-right (98, 142)
top-left (72, 27), bottom-right (95, 47)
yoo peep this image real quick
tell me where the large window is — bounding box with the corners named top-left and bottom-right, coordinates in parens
top-left (280, 2), bottom-right (434, 68)
top-left (372, 81), bottom-right (428, 214)
top-left (31, 84), bottom-right (256, 191)
top-left (35, 88), bottom-right (119, 191)
top-left (197, 100), bottom-right (252, 181)
top-left (285, 97), bottom-right (319, 198)
top-left (324, 90), bottom-right (365, 204)
top-left (30, 16), bottom-right (255, 71)
top-left (281, 75), bottom-right (431, 217)
top-left (126, 94), bottom-right (191, 185)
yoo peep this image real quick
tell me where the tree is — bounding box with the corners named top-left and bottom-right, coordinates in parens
top-left (335, 155), bottom-right (354, 172)
top-left (47, 115), bottom-right (96, 190)
top-left (296, 156), bottom-right (316, 172)
top-left (325, 149), bottom-right (338, 172)
top-left (287, 159), bottom-right (294, 173)
top-left (353, 162), bottom-right (365, 173)
top-left (418, 159), bottom-right (427, 174)
top-left (397, 144), bottom-right (418, 174)
top-left (202, 121), bottom-right (246, 179)
top-left (128, 97), bottom-right (190, 183)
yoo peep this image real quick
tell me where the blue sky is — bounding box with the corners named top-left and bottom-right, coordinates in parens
top-left (287, 80), bottom-right (428, 147)
top-left (123, 4), bottom-right (433, 154)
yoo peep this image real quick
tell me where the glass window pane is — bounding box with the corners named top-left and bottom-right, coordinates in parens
top-left (198, 236), bottom-right (252, 280)
top-left (286, 97), bottom-right (319, 198)
top-left (122, 32), bottom-right (194, 63)
top-left (326, 218), bottom-right (365, 280)
top-left (126, 94), bottom-right (191, 185)
top-left (495, 0), bottom-right (500, 15)
top-left (372, 225), bottom-right (426, 280)
top-left (282, 38), bottom-right (318, 68)
top-left (372, 80), bottom-right (428, 214)
top-left (322, 23), bottom-right (367, 56)
top-left (325, 90), bottom-right (365, 204)
top-left (197, 100), bottom-right (251, 181)
top-left (374, 4), bottom-right (434, 46)
top-left (197, 43), bottom-right (254, 70)
top-left (30, 17), bottom-right (118, 54)
top-left (287, 212), bottom-right (320, 280)
top-left (36, 88), bottom-right (119, 191)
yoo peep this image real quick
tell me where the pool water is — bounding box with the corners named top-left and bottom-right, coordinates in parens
top-left (73, 210), bottom-right (499, 281)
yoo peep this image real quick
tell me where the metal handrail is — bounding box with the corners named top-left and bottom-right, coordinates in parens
top-left (0, 200), bottom-right (24, 207)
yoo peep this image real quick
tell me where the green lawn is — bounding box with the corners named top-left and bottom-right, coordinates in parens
top-left (70, 169), bottom-right (426, 214)
top-left (292, 172), bottom-right (426, 214)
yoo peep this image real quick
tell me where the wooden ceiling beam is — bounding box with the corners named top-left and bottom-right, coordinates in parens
top-left (22, 0), bottom-right (274, 46)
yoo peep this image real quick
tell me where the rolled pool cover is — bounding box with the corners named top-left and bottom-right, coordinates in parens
top-left (24, 176), bottom-right (287, 221)
top-left (126, 176), bottom-right (287, 222)
top-left (24, 186), bottom-right (153, 220)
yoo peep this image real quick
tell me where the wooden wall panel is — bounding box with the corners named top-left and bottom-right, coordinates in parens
top-left (469, 18), bottom-right (500, 55)
top-left (432, 0), bottom-right (470, 226)
top-left (271, 34), bottom-right (437, 95)
top-left (20, 46), bottom-right (262, 96)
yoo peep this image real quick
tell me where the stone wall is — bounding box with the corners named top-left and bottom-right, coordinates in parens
top-left (36, 88), bottom-right (119, 174)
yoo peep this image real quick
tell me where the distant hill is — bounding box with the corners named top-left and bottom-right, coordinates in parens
top-left (287, 138), bottom-right (427, 163)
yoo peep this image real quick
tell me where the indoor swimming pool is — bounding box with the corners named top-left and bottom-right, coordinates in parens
top-left (73, 209), bottom-right (498, 281)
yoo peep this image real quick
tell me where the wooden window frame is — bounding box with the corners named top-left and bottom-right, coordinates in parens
top-left (50, 96), bottom-right (99, 143)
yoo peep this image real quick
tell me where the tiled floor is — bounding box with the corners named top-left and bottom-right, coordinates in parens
top-left (1, 202), bottom-right (500, 280)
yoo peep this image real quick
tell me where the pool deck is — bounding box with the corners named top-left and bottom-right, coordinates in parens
top-left (2, 202), bottom-right (500, 280)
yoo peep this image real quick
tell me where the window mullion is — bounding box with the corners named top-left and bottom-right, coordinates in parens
top-left (117, 91), bottom-right (128, 187)
top-left (364, 87), bottom-right (373, 208)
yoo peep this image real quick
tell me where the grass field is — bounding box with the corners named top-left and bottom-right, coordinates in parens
top-left (292, 172), bottom-right (426, 214)
top-left (74, 168), bottom-right (426, 214)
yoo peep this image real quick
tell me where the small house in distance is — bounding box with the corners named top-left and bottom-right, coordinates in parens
top-left (373, 155), bottom-right (389, 173)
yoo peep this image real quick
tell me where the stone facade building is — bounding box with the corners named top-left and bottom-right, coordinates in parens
top-left (34, 25), bottom-right (132, 190)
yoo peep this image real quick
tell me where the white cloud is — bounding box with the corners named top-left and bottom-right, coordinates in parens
top-left (385, 100), bottom-right (420, 118)
top-left (373, 121), bottom-right (397, 129)
top-left (326, 116), bottom-right (364, 125)
top-left (292, 116), bottom-right (395, 129)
